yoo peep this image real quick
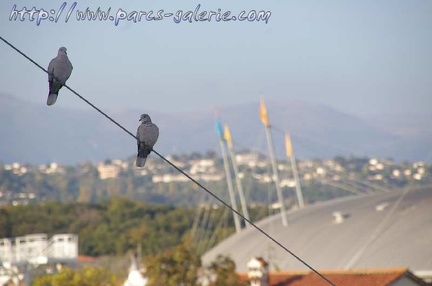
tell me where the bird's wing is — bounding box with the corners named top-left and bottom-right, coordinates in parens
top-left (137, 123), bottom-right (159, 148)
top-left (136, 126), bottom-right (141, 144)
top-left (47, 58), bottom-right (56, 80)
top-left (65, 57), bottom-right (73, 81)
top-left (137, 124), bottom-right (146, 142)
top-left (145, 124), bottom-right (159, 148)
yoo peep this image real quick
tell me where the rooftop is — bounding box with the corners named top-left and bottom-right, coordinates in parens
top-left (238, 268), bottom-right (429, 286)
top-left (202, 185), bottom-right (432, 273)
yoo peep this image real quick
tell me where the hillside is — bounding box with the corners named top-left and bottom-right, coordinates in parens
top-left (1, 93), bottom-right (430, 164)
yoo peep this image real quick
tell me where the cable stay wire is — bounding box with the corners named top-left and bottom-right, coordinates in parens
top-left (271, 125), bottom-right (393, 195)
top-left (0, 35), bottom-right (336, 286)
top-left (195, 203), bottom-right (214, 254)
top-left (344, 185), bottom-right (411, 269)
top-left (204, 208), bottom-right (230, 254)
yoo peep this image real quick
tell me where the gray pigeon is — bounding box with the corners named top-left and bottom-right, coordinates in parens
top-left (47, 47), bottom-right (73, 106)
top-left (136, 114), bottom-right (159, 167)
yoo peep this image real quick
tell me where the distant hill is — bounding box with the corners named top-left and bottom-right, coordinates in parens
top-left (1, 93), bottom-right (431, 164)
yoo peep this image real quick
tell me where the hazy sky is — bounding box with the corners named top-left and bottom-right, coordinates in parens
top-left (1, 0), bottom-right (431, 116)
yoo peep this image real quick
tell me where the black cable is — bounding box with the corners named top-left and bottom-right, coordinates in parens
top-left (153, 148), bottom-right (336, 285)
top-left (0, 36), bottom-right (137, 140)
top-left (0, 35), bottom-right (336, 286)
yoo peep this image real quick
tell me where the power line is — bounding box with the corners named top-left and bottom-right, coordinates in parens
top-left (152, 151), bottom-right (337, 286)
top-left (0, 35), bottom-right (336, 286)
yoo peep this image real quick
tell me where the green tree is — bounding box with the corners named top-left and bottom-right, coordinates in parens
top-left (32, 266), bottom-right (121, 286)
top-left (0, 208), bottom-right (11, 237)
top-left (145, 238), bottom-right (201, 286)
top-left (208, 255), bottom-right (240, 286)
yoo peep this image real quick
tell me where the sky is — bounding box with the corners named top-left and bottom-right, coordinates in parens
top-left (0, 0), bottom-right (431, 116)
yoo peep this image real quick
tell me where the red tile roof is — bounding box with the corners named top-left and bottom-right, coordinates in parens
top-left (289, 268), bottom-right (409, 286)
top-left (238, 271), bottom-right (308, 285)
top-left (238, 267), bottom-right (427, 286)
top-left (268, 271), bottom-right (308, 286)
top-left (77, 254), bottom-right (96, 262)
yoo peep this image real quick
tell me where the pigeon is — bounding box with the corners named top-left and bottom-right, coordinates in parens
top-left (47, 47), bottom-right (73, 106)
top-left (136, 114), bottom-right (159, 167)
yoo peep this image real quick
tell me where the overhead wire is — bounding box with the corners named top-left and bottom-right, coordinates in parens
top-left (0, 35), bottom-right (336, 286)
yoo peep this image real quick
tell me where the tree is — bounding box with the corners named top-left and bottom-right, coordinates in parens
top-left (208, 255), bottom-right (240, 286)
top-left (0, 208), bottom-right (11, 237)
top-left (145, 238), bottom-right (201, 286)
top-left (32, 266), bottom-right (121, 286)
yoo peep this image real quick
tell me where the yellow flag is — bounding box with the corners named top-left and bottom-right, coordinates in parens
top-left (260, 99), bottom-right (270, 127)
top-left (285, 132), bottom-right (293, 157)
top-left (224, 125), bottom-right (233, 149)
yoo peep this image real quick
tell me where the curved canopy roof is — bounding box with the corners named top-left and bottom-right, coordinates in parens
top-left (202, 186), bottom-right (432, 273)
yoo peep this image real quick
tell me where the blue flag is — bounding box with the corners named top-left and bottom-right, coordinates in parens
top-left (215, 118), bottom-right (224, 139)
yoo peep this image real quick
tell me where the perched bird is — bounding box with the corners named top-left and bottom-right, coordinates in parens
top-left (136, 114), bottom-right (159, 167)
top-left (47, 47), bottom-right (73, 106)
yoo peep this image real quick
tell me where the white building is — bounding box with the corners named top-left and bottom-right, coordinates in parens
top-left (247, 257), bottom-right (269, 286)
top-left (123, 256), bottom-right (147, 286)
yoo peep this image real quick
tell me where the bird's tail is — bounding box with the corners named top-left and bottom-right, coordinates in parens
top-left (47, 93), bottom-right (58, 106)
top-left (136, 156), bottom-right (147, 167)
top-left (136, 144), bottom-right (151, 168)
top-left (47, 81), bottom-right (63, 106)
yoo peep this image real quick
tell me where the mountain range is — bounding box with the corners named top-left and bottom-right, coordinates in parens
top-left (1, 93), bottom-right (431, 164)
